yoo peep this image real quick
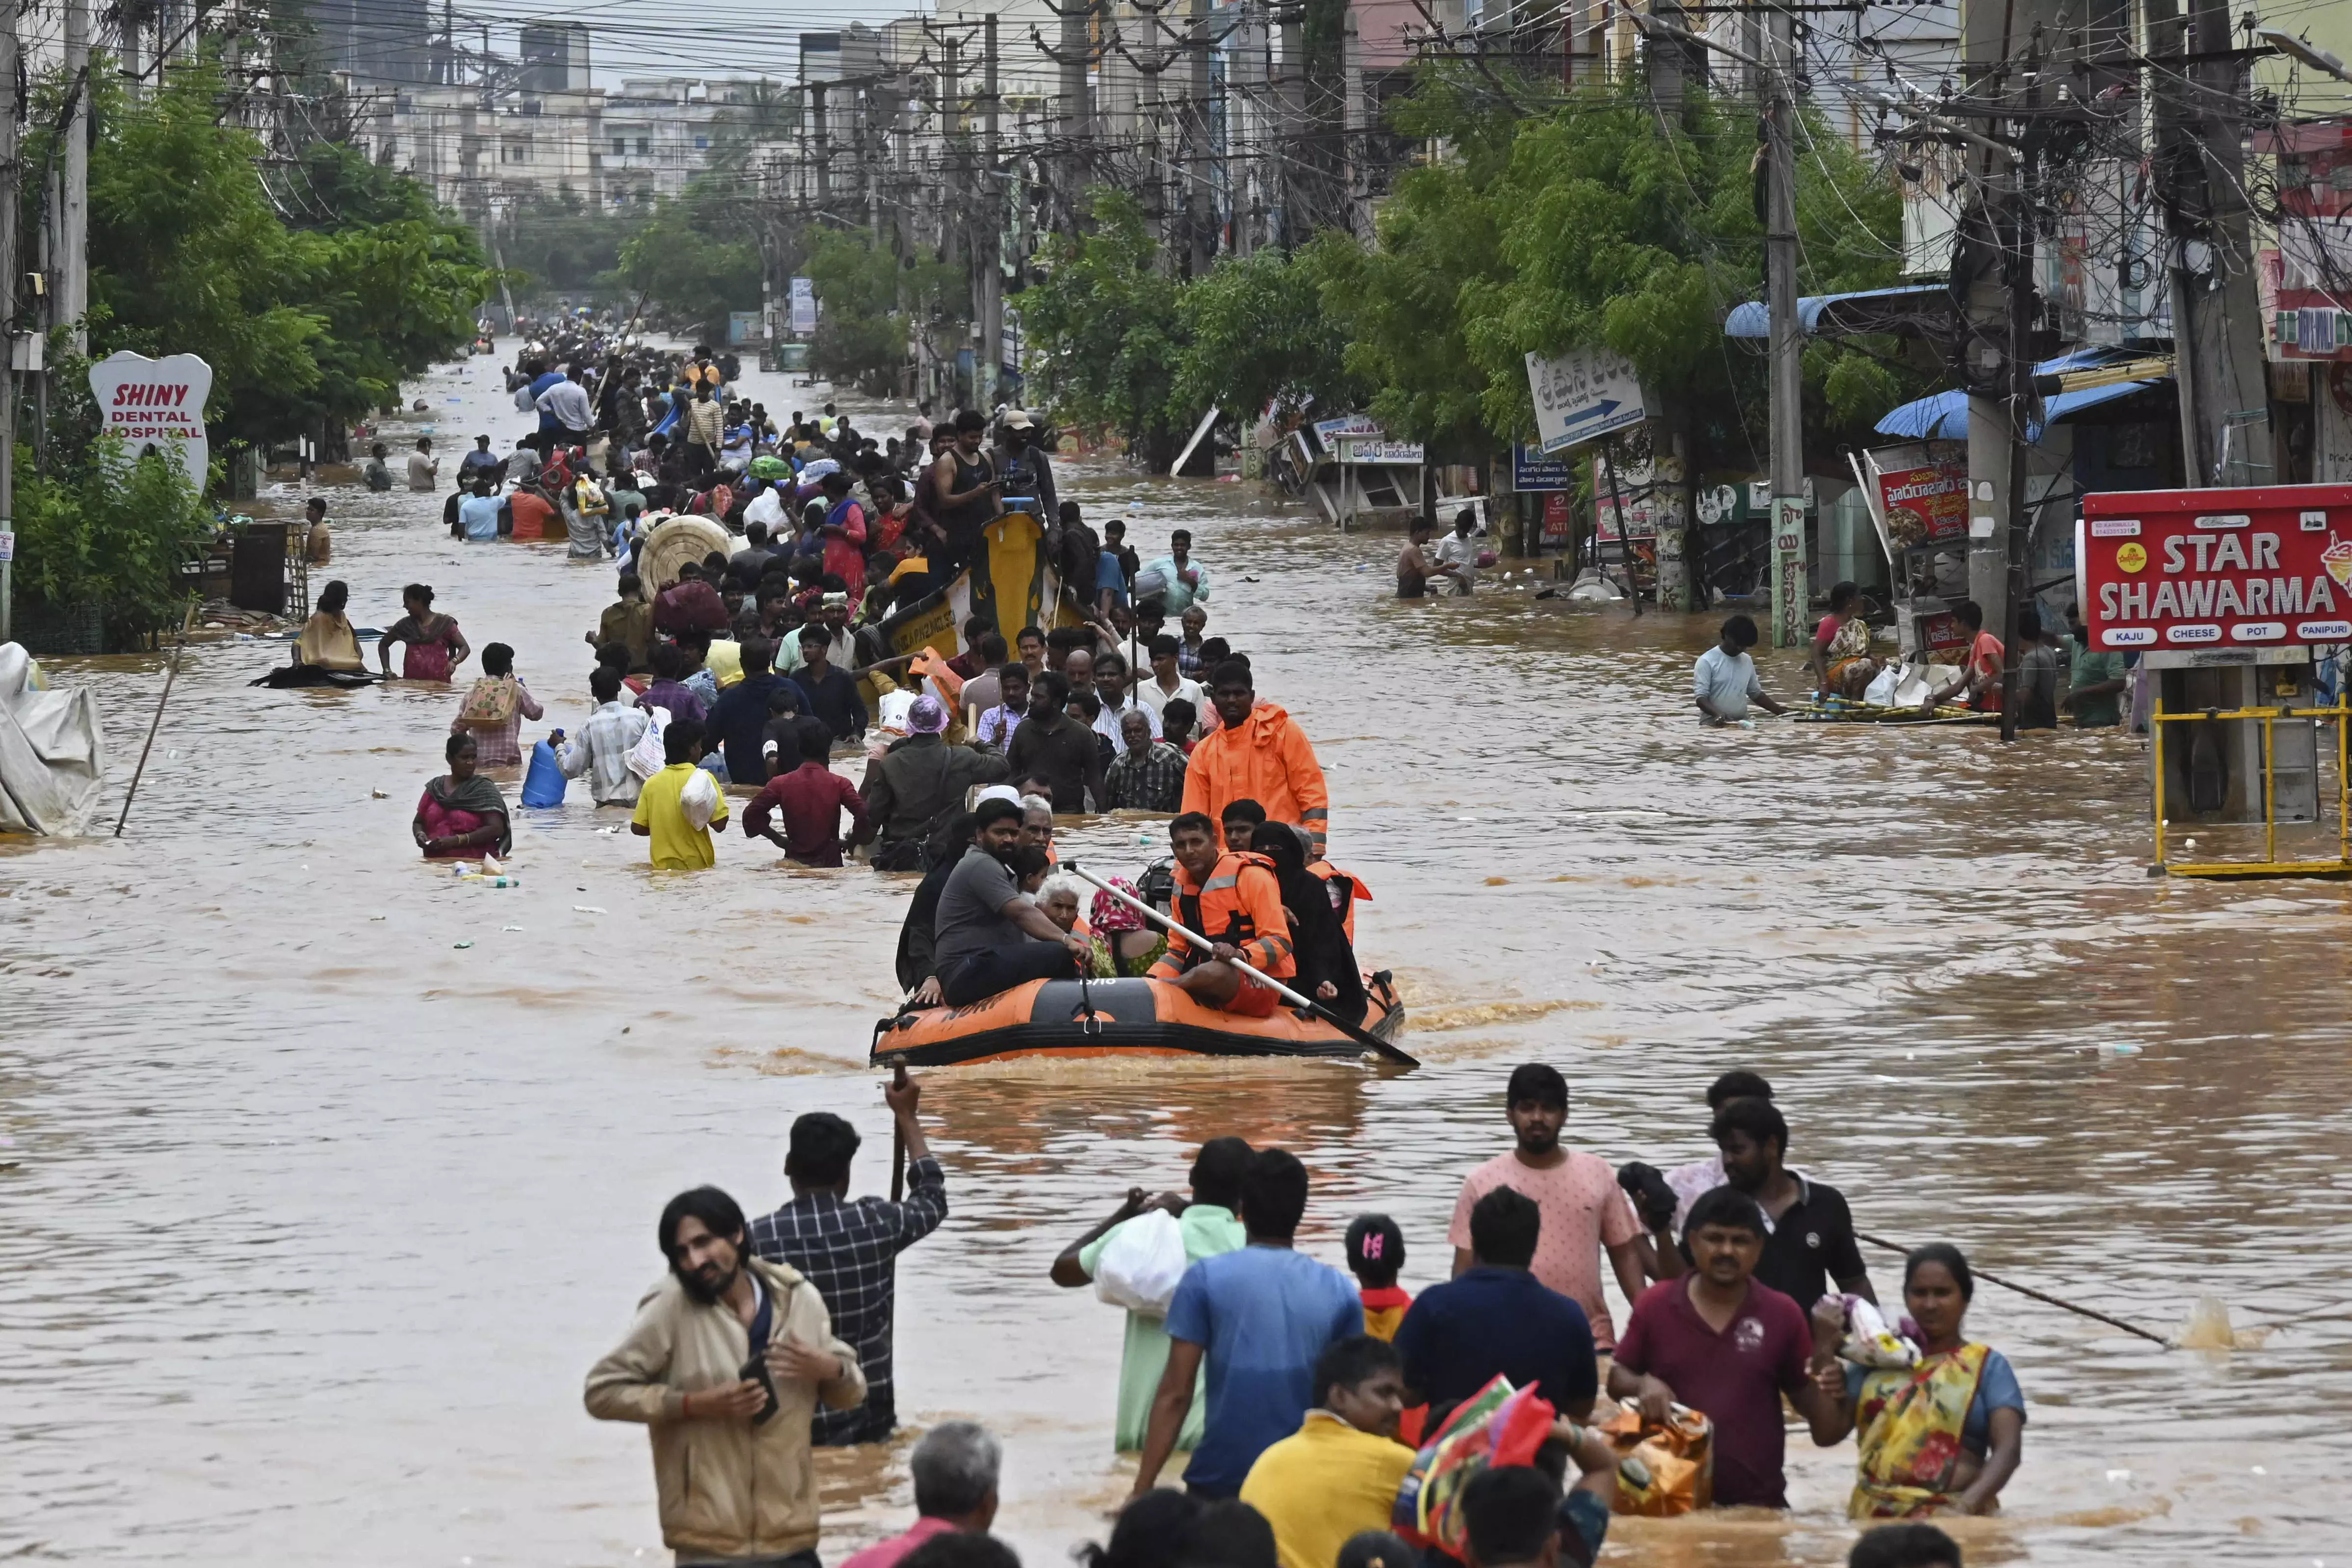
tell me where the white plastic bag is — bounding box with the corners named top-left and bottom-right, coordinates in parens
top-left (678, 766), bottom-right (721, 832)
top-left (1092, 1209), bottom-right (1190, 1317)
top-left (1861, 666), bottom-right (1900, 706)
top-left (626, 704), bottom-right (670, 781)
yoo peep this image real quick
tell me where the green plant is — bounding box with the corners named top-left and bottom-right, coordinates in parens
top-left (10, 440), bottom-right (208, 646)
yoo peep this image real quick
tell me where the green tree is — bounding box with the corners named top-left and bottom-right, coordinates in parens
top-left (1172, 238), bottom-right (1366, 424)
top-left (1015, 188), bottom-right (1186, 465)
top-left (499, 186), bottom-right (626, 301)
top-left (800, 228), bottom-right (962, 392)
top-left (612, 179), bottom-right (763, 343)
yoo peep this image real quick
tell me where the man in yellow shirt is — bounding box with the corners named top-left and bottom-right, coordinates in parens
top-left (631, 719), bottom-right (729, 868)
top-left (1239, 1336), bottom-right (1413, 1568)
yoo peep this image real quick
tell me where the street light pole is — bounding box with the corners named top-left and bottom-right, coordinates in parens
top-left (1762, 1), bottom-right (1805, 648)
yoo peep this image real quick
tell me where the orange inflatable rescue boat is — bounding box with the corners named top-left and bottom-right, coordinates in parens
top-left (871, 972), bottom-right (1407, 1067)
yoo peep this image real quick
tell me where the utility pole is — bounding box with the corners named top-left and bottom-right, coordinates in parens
top-left (1060, 0), bottom-right (1091, 231)
top-left (1187, 0), bottom-right (1213, 273)
top-left (1277, 2), bottom-right (1304, 246)
top-left (1342, 9), bottom-right (1366, 242)
top-left (1647, 0), bottom-right (1694, 609)
top-left (2150, 0), bottom-right (2272, 485)
top-left (0, 0), bottom-right (17, 644)
top-left (1762, 1), bottom-right (1804, 648)
top-left (1994, 43), bottom-right (2040, 743)
top-left (979, 15), bottom-right (1002, 411)
top-left (56, 0), bottom-right (89, 357)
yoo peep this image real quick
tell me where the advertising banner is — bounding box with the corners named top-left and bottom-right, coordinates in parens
top-left (1866, 442), bottom-right (1968, 547)
top-left (789, 276), bottom-right (817, 335)
top-left (89, 351), bottom-right (212, 493)
top-left (2080, 483), bottom-right (2352, 649)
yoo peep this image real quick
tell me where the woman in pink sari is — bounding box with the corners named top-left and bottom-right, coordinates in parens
top-left (412, 733), bottom-right (512, 860)
top-left (379, 583), bottom-right (470, 681)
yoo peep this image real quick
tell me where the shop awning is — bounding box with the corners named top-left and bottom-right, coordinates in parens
top-left (1722, 284), bottom-right (1959, 340)
top-left (1872, 349), bottom-right (2173, 441)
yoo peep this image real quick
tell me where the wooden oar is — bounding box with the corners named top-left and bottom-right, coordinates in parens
top-left (1855, 1230), bottom-right (2170, 1346)
top-left (1064, 861), bottom-right (1420, 1069)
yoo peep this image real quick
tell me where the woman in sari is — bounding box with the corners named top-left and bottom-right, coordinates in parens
top-left (294, 580), bottom-right (364, 671)
top-left (1812, 1243), bottom-right (2026, 1518)
top-left (1085, 876), bottom-right (1167, 978)
top-left (378, 583), bottom-right (470, 681)
top-left (450, 642), bottom-right (544, 768)
top-left (1811, 580), bottom-right (1881, 700)
top-left (412, 733), bottom-right (512, 860)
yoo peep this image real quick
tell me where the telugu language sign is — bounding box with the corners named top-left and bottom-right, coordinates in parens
top-left (89, 351), bottom-right (212, 493)
top-left (2080, 483), bottom-right (2352, 649)
top-left (1865, 441), bottom-right (1968, 547)
top-left (1525, 346), bottom-right (1645, 454)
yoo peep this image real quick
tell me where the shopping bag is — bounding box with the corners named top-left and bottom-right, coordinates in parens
top-left (1597, 1405), bottom-right (1713, 1516)
top-left (458, 675), bottom-right (520, 730)
top-left (1091, 1209), bottom-right (1189, 1316)
top-left (678, 765), bottom-right (721, 831)
top-left (626, 704), bottom-right (670, 781)
top-left (1392, 1377), bottom-right (1558, 1556)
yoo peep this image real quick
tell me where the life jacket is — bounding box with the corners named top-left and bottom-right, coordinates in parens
top-left (1168, 850), bottom-right (1294, 980)
top-left (1307, 859), bottom-right (1372, 947)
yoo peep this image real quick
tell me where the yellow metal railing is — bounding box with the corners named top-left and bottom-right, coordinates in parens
top-left (2150, 698), bottom-right (2352, 877)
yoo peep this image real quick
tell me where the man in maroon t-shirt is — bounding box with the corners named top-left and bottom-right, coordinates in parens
top-left (1606, 1187), bottom-right (1845, 1509)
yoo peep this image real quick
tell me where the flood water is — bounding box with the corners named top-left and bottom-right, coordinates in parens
top-left (3, 355), bottom-right (2348, 1567)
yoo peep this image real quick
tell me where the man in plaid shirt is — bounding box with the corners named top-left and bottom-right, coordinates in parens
top-left (1103, 710), bottom-right (1189, 812)
top-left (749, 1077), bottom-right (946, 1444)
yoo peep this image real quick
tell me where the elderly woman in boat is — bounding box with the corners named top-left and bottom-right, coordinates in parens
top-left (1810, 1242), bottom-right (2026, 1518)
top-left (413, 732), bottom-right (512, 861)
top-left (1810, 580), bottom-right (1882, 700)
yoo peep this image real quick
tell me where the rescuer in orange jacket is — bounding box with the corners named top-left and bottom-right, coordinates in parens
top-left (1148, 811), bottom-right (1296, 1017)
top-left (1220, 795), bottom-right (1369, 946)
top-left (1180, 659), bottom-right (1330, 855)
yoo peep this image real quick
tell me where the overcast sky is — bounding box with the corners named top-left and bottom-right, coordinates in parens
top-left (459, 0), bottom-right (927, 84)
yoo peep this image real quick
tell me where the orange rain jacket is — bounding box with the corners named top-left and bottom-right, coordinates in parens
top-left (1179, 699), bottom-right (1330, 854)
top-left (1149, 850), bottom-right (1297, 982)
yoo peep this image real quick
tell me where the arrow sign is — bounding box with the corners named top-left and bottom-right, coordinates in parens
top-left (1526, 347), bottom-right (1646, 454)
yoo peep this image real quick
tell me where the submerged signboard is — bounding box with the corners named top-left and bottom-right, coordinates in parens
top-left (2080, 484), bottom-right (2352, 649)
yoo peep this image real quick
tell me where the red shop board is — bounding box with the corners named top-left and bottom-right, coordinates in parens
top-left (2079, 484), bottom-right (2352, 651)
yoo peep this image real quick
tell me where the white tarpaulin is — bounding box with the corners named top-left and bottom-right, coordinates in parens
top-left (0, 644), bottom-right (105, 835)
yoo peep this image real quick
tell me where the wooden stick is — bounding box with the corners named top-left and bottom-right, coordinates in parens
top-left (888, 1055), bottom-right (909, 1203)
top-left (1855, 1230), bottom-right (2170, 1346)
top-left (114, 600), bottom-right (196, 838)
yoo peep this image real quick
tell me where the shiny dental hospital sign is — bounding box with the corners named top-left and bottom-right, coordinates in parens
top-left (89, 350), bottom-right (212, 493)
top-left (2080, 484), bottom-right (2352, 649)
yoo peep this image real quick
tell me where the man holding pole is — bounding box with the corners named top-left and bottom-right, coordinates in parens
top-left (747, 1080), bottom-right (946, 1445)
top-left (1146, 811), bottom-right (1299, 1017)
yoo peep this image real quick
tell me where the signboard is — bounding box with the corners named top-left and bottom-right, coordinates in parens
top-left (1512, 444), bottom-right (1575, 492)
top-left (788, 276), bottom-right (817, 336)
top-left (89, 351), bottom-right (211, 493)
top-left (1865, 441), bottom-right (1969, 548)
top-left (1312, 414), bottom-right (1383, 444)
top-left (2080, 483), bottom-right (2352, 650)
top-left (999, 304), bottom-right (1022, 377)
top-left (727, 310), bottom-right (761, 346)
top-left (2260, 123), bottom-right (2352, 362)
top-left (0, 530), bottom-right (14, 563)
top-left (1593, 450), bottom-right (1656, 540)
top-left (1334, 438), bottom-right (1425, 465)
top-left (1526, 346), bottom-right (1645, 454)
top-left (1541, 492), bottom-right (1570, 542)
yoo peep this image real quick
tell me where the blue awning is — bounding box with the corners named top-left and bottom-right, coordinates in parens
top-left (1873, 349), bottom-right (2171, 441)
top-left (1723, 284), bottom-right (1958, 340)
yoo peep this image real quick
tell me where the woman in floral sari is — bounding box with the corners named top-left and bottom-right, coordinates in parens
top-left (1810, 580), bottom-right (1882, 699)
top-left (1812, 1243), bottom-right (2025, 1518)
top-left (1086, 876), bottom-right (1167, 978)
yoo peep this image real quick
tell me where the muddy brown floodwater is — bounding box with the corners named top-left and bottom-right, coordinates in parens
top-left (3, 355), bottom-right (2349, 1567)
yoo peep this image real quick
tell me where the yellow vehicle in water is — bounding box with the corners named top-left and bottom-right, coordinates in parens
top-left (863, 507), bottom-right (1076, 667)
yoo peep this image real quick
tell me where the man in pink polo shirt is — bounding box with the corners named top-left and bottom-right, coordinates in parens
top-left (839, 1421), bottom-right (1000, 1568)
top-left (1446, 1063), bottom-right (1648, 1351)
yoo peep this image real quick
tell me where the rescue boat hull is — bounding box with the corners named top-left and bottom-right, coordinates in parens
top-left (871, 975), bottom-right (1406, 1067)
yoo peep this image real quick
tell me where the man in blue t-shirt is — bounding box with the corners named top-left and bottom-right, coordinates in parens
top-left (1395, 1185), bottom-right (1597, 1422)
top-left (1131, 1148), bottom-right (1363, 1500)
